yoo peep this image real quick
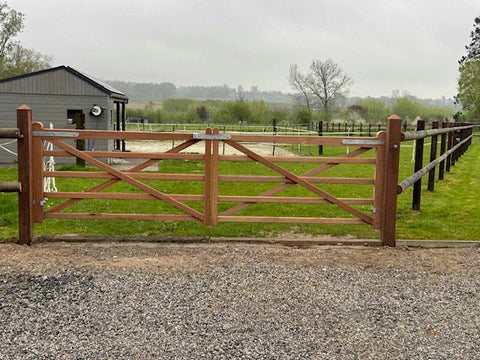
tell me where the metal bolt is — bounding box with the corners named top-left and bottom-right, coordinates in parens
top-left (393, 144), bottom-right (398, 149)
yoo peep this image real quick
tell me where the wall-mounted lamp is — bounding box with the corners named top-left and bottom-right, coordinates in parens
top-left (90, 105), bottom-right (103, 117)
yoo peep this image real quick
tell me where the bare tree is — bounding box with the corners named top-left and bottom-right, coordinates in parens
top-left (288, 59), bottom-right (353, 121)
top-left (305, 59), bottom-right (353, 118)
top-left (288, 64), bottom-right (315, 112)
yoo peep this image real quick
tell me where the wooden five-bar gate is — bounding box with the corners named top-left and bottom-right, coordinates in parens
top-left (0, 106), bottom-right (473, 246)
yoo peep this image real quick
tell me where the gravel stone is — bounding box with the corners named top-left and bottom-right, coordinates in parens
top-left (0, 243), bottom-right (479, 359)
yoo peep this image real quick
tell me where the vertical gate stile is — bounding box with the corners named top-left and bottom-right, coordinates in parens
top-left (373, 131), bottom-right (386, 229)
top-left (380, 115), bottom-right (402, 247)
top-left (203, 128), bottom-right (212, 226)
top-left (16, 105), bottom-right (33, 245)
top-left (211, 128), bottom-right (220, 226)
top-left (32, 122), bottom-right (45, 223)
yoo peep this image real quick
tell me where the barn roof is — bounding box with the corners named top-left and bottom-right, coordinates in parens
top-left (0, 65), bottom-right (128, 101)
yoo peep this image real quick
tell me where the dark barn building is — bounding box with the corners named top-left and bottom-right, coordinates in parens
top-left (0, 65), bottom-right (128, 163)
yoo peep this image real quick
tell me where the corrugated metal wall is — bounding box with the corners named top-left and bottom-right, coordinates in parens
top-left (0, 67), bottom-right (125, 163)
top-left (0, 94), bottom-right (110, 163)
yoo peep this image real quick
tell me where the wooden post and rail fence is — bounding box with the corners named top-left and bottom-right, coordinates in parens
top-left (0, 106), bottom-right (475, 246)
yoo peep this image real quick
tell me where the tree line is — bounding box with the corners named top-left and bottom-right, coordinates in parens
top-left (126, 96), bottom-right (455, 126)
top-left (106, 80), bottom-right (292, 103)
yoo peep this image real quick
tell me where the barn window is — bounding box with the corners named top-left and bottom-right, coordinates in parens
top-left (67, 109), bottom-right (83, 125)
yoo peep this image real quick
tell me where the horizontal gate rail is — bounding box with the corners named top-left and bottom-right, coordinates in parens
top-left (216, 175), bottom-right (374, 185)
top-left (32, 127), bottom-right (384, 146)
top-left (217, 155), bottom-right (376, 164)
top-left (228, 134), bottom-right (384, 146)
top-left (45, 192), bottom-right (204, 201)
top-left (44, 150), bottom-right (205, 160)
top-left (216, 216), bottom-right (366, 224)
top-left (44, 171), bottom-right (205, 181)
top-left (45, 213), bottom-right (197, 221)
top-left (44, 171), bottom-right (372, 184)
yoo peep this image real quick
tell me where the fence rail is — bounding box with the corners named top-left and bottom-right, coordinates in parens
top-left (397, 134), bottom-right (473, 193)
top-left (401, 124), bottom-right (474, 141)
top-left (398, 120), bottom-right (475, 210)
top-left (0, 181), bottom-right (20, 192)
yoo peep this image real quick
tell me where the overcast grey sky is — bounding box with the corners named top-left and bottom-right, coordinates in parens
top-left (13, 0), bottom-right (479, 98)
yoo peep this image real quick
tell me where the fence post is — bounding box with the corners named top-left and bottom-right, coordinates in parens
top-left (438, 121), bottom-right (447, 180)
top-left (427, 121), bottom-right (438, 191)
top-left (272, 118), bottom-right (277, 156)
top-left (452, 125), bottom-right (459, 165)
top-left (446, 123), bottom-right (453, 172)
top-left (380, 114), bottom-right (402, 247)
top-left (412, 119), bottom-right (425, 210)
top-left (121, 102), bottom-right (126, 152)
top-left (17, 105), bottom-right (33, 245)
top-left (318, 121), bottom-right (323, 155)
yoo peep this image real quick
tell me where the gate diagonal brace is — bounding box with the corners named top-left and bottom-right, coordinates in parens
top-left (47, 139), bottom-right (199, 214)
top-left (48, 139), bottom-right (204, 221)
top-left (219, 147), bottom-right (371, 216)
top-left (224, 140), bottom-right (373, 224)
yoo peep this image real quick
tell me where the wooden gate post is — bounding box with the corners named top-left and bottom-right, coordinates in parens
top-left (380, 114), bottom-right (402, 247)
top-left (17, 105), bottom-right (33, 245)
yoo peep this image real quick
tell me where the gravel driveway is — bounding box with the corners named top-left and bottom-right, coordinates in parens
top-left (0, 242), bottom-right (479, 359)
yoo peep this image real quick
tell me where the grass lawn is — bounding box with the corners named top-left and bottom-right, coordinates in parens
top-left (1, 137), bottom-right (479, 242)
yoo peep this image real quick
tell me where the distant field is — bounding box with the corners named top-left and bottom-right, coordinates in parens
top-left (127, 101), bottom-right (163, 110)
